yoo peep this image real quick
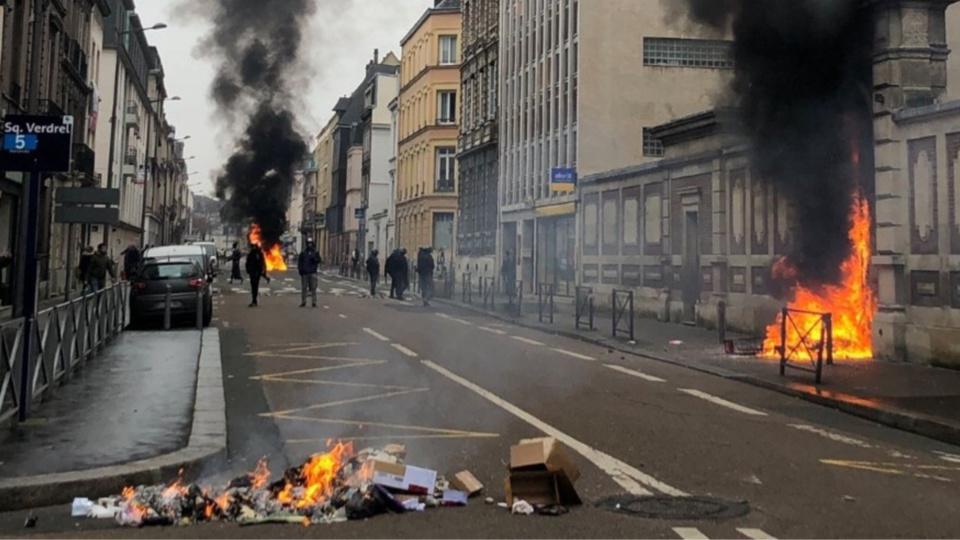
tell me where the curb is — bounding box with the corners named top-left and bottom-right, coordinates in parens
top-left (0, 329), bottom-right (227, 511)
top-left (435, 298), bottom-right (960, 448)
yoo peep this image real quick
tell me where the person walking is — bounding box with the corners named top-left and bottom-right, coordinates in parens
top-left (246, 242), bottom-right (269, 307)
top-left (87, 243), bottom-right (116, 292)
top-left (229, 242), bottom-right (244, 284)
top-left (120, 243), bottom-right (141, 280)
top-left (77, 246), bottom-right (94, 294)
top-left (298, 239), bottom-right (321, 307)
top-left (416, 247), bottom-right (435, 306)
top-left (398, 248), bottom-right (410, 300)
top-left (366, 249), bottom-right (381, 297)
top-left (385, 249), bottom-right (402, 299)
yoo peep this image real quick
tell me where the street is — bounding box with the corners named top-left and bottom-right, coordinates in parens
top-left (5, 270), bottom-right (959, 538)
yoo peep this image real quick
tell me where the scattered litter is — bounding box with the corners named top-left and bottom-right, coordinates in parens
top-left (669, 340), bottom-right (683, 345)
top-left (743, 474), bottom-right (763, 485)
top-left (71, 497), bottom-right (94, 517)
top-left (537, 504), bottom-right (569, 516)
top-left (83, 443), bottom-right (472, 528)
top-left (843, 495), bottom-right (856, 502)
top-left (497, 502), bottom-right (509, 509)
top-left (511, 499), bottom-right (535, 515)
top-left (484, 497), bottom-right (495, 505)
top-left (451, 470), bottom-right (484, 496)
top-left (506, 437), bottom-right (581, 507)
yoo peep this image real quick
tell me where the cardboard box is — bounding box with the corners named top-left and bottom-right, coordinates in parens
top-left (450, 470), bottom-right (484, 496)
top-left (369, 460), bottom-right (437, 495)
top-left (506, 437), bottom-right (581, 506)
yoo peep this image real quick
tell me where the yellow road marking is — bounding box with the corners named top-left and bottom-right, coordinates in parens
top-left (250, 359), bottom-right (384, 379)
top-left (821, 459), bottom-right (959, 482)
top-left (257, 377), bottom-right (414, 390)
top-left (244, 342), bottom-right (358, 356)
top-left (260, 388), bottom-right (429, 417)
top-left (286, 433), bottom-right (499, 444)
top-left (275, 415), bottom-right (500, 437)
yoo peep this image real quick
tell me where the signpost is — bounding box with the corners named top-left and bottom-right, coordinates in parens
top-left (550, 167), bottom-right (577, 193)
top-left (1, 115), bottom-right (74, 421)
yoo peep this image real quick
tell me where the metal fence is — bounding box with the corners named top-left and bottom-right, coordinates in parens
top-left (538, 283), bottom-right (555, 324)
top-left (0, 282), bottom-right (129, 423)
top-left (777, 307), bottom-right (832, 384)
top-left (612, 289), bottom-right (635, 341)
top-left (575, 286), bottom-right (595, 331)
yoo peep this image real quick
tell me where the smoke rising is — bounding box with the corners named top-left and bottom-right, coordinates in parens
top-left (679, 0), bottom-right (874, 285)
top-left (206, 0), bottom-right (315, 246)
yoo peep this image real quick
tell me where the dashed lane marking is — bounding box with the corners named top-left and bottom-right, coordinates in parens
top-left (511, 336), bottom-right (545, 346)
top-left (422, 359), bottom-right (686, 497)
top-left (737, 528), bottom-right (777, 540)
top-left (437, 312), bottom-right (471, 325)
top-left (551, 348), bottom-right (596, 361)
top-left (338, 314), bottom-right (348, 319)
top-left (391, 343), bottom-right (419, 358)
top-left (934, 451), bottom-right (960, 464)
top-left (788, 424), bottom-right (873, 448)
top-left (672, 527), bottom-right (709, 539)
top-left (479, 326), bottom-right (508, 335)
top-left (363, 328), bottom-right (391, 342)
top-left (678, 389), bottom-right (768, 416)
top-left (604, 363), bottom-right (666, 382)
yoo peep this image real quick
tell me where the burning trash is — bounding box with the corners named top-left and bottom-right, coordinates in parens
top-left (248, 223), bottom-right (287, 272)
top-left (81, 443), bottom-right (476, 528)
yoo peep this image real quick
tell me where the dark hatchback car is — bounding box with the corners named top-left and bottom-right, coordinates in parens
top-left (130, 258), bottom-right (213, 327)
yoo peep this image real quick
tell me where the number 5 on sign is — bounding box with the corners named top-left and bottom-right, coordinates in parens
top-left (3, 133), bottom-right (38, 152)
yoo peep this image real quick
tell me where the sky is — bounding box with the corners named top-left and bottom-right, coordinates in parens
top-left (133, 0), bottom-right (433, 197)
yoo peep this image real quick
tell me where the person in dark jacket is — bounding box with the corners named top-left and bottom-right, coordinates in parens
top-left (77, 246), bottom-right (94, 293)
top-left (501, 249), bottom-right (517, 300)
top-left (87, 243), bottom-right (116, 292)
top-left (245, 243), bottom-right (269, 307)
top-left (298, 239), bottom-right (321, 307)
top-left (416, 247), bottom-right (435, 306)
top-left (398, 248), bottom-right (409, 299)
top-left (229, 242), bottom-right (244, 284)
top-left (366, 250), bottom-right (380, 297)
top-left (120, 244), bottom-right (141, 279)
top-left (385, 249), bottom-right (403, 299)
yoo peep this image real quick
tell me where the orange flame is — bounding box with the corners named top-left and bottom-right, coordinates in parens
top-left (763, 193), bottom-right (875, 360)
top-left (121, 486), bottom-right (149, 522)
top-left (278, 442), bottom-right (354, 509)
top-left (248, 223), bottom-right (288, 272)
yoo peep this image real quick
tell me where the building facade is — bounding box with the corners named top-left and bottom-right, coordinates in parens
top-left (360, 51), bottom-right (400, 261)
top-left (457, 0), bottom-right (499, 281)
top-left (395, 0), bottom-right (462, 262)
top-left (312, 116), bottom-right (336, 262)
top-left (498, 0), bottom-right (731, 295)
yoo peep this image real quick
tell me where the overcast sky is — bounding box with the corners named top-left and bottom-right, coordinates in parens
top-left (133, 0), bottom-right (432, 196)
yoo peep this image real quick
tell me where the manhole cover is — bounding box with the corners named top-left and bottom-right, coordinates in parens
top-left (598, 495), bottom-right (750, 521)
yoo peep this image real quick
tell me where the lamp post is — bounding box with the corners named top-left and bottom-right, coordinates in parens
top-left (104, 21), bottom-right (166, 249)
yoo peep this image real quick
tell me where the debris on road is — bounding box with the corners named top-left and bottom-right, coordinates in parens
top-left (506, 437), bottom-right (582, 508)
top-left (88, 442), bottom-right (475, 528)
top-left (511, 499), bottom-right (535, 515)
top-left (451, 469), bottom-right (484, 496)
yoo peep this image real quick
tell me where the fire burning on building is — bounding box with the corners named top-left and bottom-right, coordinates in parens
top-left (248, 223), bottom-right (288, 272)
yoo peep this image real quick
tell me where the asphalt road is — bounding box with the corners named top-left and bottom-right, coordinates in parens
top-left (4, 269), bottom-right (960, 539)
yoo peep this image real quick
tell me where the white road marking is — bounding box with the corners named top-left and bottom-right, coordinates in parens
top-left (391, 343), bottom-right (419, 358)
top-left (338, 314), bottom-right (348, 319)
top-left (437, 313), bottom-right (471, 325)
top-left (604, 363), bottom-right (666, 382)
top-left (678, 389), bottom-right (768, 416)
top-left (511, 336), bottom-right (545, 346)
top-left (934, 451), bottom-right (960, 464)
top-left (737, 528), bottom-right (777, 540)
top-left (788, 424), bottom-right (873, 448)
top-left (479, 326), bottom-right (508, 335)
top-left (363, 328), bottom-right (391, 342)
top-left (550, 348), bottom-right (596, 361)
top-left (323, 305), bottom-right (330, 310)
top-left (672, 527), bottom-right (709, 539)
top-left (422, 360), bottom-right (686, 497)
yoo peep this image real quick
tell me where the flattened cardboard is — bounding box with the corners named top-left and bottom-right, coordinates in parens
top-left (509, 437), bottom-right (580, 482)
top-left (505, 471), bottom-right (582, 506)
top-left (451, 470), bottom-right (484, 496)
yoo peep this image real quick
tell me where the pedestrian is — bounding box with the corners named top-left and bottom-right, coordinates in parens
top-left (502, 249), bottom-right (517, 301)
top-left (229, 242), bottom-right (244, 284)
top-left (366, 249), bottom-right (380, 297)
top-left (385, 249), bottom-right (402, 299)
top-left (298, 239), bottom-right (321, 307)
top-left (246, 242), bottom-right (269, 307)
top-left (77, 246), bottom-right (94, 294)
top-left (398, 248), bottom-right (410, 299)
top-left (87, 243), bottom-right (116, 292)
top-left (120, 243), bottom-right (141, 279)
top-left (416, 247), bottom-right (435, 306)
top-left (351, 249), bottom-right (361, 278)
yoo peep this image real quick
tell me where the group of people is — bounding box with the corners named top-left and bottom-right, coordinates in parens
top-left (364, 247), bottom-right (436, 306)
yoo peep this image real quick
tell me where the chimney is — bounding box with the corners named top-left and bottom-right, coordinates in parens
top-left (374, 48), bottom-right (379, 64)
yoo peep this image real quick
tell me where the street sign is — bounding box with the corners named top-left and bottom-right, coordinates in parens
top-left (551, 167), bottom-right (577, 193)
top-left (355, 207), bottom-right (366, 219)
top-left (54, 206), bottom-right (120, 224)
top-left (56, 187), bottom-right (120, 205)
top-left (1, 115), bottom-right (74, 172)
top-left (54, 187), bottom-right (120, 224)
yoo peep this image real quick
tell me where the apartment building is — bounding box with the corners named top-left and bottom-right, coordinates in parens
top-left (360, 51), bottom-right (400, 260)
top-left (312, 116), bottom-right (336, 261)
top-left (498, 0), bottom-right (730, 294)
top-left (395, 0), bottom-right (462, 261)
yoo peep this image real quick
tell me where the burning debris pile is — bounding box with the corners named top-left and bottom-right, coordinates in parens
top-left (77, 443), bottom-right (480, 528)
top-left (248, 223), bottom-right (288, 272)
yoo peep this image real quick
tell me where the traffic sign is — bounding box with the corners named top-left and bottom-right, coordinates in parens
top-left (551, 167), bottom-right (577, 193)
top-left (0, 115), bottom-right (75, 172)
top-left (355, 207), bottom-right (366, 219)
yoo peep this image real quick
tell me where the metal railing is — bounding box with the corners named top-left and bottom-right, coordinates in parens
top-left (461, 273), bottom-right (473, 304)
top-left (538, 283), bottom-right (555, 324)
top-left (505, 279), bottom-right (523, 316)
top-left (0, 282), bottom-right (129, 423)
top-left (575, 286), bottom-right (595, 331)
top-left (482, 277), bottom-right (496, 310)
top-left (612, 289), bottom-right (635, 341)
top-left (777, 307), bottom-right (833, 385)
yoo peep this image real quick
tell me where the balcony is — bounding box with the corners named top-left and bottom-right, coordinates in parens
top-left (62, 37), bottom-right (88, 81)
top-left (435, 178), bottom-right (455, 193)
top-left (125, 102), bottom-right (140, 127)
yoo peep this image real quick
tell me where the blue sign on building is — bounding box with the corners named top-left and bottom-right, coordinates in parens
top-left (550, 167), bottom-right (577, 193)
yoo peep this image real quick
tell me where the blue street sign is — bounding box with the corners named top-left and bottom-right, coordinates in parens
top-left (551, 167), bottom-right (577, 193)
top-left (3, 133), bottom-right (39, 152)
top-left (0, 115), bottom-right (74, 172)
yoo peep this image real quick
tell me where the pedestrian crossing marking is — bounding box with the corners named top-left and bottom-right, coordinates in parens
top-left (673, 527), bottom-right (709, 539)
top-left (737, 528), bottom-right (777, 540)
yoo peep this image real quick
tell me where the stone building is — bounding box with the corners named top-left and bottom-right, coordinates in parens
top-left (395, 0), bottom-right (462, 261)
top-left (457, 0), bottom-right (499, 281)
top-left (312, 115), bottom-right (337, 262)
top-left (498, 0), bottom-right (731, 297)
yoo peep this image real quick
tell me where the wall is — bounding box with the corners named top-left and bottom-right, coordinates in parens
top-left (947, 3), bottom-right (960, 100)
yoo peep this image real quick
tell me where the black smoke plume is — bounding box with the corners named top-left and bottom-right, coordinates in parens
top-left (679, 0), bottom-right (874, 285)
top-left (207, 0), bottom-right (314, 246)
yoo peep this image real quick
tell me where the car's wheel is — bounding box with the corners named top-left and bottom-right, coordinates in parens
top-left (202, 302), bottom-right (213, 327)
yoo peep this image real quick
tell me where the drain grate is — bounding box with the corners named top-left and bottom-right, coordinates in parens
top-left (598, 495), bottom-right (750, 521)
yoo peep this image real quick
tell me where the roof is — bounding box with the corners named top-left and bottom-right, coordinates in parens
top-left (401, 0), bottom-right (461, 46)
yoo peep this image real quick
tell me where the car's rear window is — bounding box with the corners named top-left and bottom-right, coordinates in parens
top-left (142, 262), bottom-right (201, 280)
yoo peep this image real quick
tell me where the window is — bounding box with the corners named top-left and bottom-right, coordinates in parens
top-left (438, 91), bottom-right (457, 124)
top-left (643, 37), bottom-right (734, 69)
top-left (643, 128), bottom-right (664, 157)
top-left (436, 147), bottom-right (456, 192)
top-left (439, 35), bottom-right (458, 65)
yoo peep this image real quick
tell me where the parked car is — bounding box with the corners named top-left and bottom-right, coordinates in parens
top-left (130, 258), bottom-right (212, 327)
top-left (190, 241), bottom-right (220, 274)
top-left (143, 245), bottom-right (215, 278)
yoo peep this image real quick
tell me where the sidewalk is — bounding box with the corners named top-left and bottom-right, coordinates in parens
top-left (0, 329), bottom-right (226, 510)
top-left (436, 288), bottom-right (960, 447)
